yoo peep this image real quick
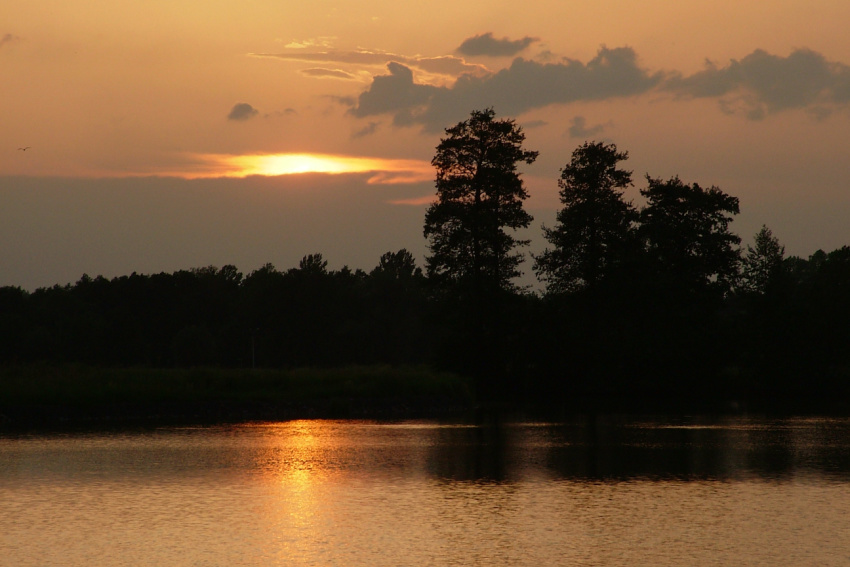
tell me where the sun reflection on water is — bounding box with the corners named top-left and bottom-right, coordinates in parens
top-left (4, 419), bottom-right (850, 566)
top-left (246, 420), bottom-right (339, 563)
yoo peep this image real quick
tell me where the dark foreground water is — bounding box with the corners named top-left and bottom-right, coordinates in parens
top-left (2, 416), bottom-right (849, 566)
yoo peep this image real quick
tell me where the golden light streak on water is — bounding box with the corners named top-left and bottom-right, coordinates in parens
top-left (4, 419), bottom-right (850, 566)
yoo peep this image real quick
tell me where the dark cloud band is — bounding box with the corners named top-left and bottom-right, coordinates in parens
top-left (347, 46), bottom-right (850, 130)
top-left (456, 33), bottom-right (538, 57)
top-left (664, 48), bottom-right (850, 119)
top-left (350, 46), bottom-right (665, 130)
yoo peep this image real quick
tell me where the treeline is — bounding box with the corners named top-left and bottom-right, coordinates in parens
top-left (0, 244), bottom-right (848, 402)
top-left (2, 108), bottom-right (849, 406)
top-left (0, 253), bottom-right (429, 370)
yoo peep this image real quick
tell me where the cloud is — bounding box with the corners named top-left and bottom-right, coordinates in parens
top-left (349, 62), bottom-right (440, 126)
top-left (413, 56), bottom-right (488, 77)
top-left (257, 50), bottom-right (389, 65)
top-left (350, 46), bottom-right (665, 130)
top-left (281, 36), bottom-right (336, 49)
top-left (329, 95), bottom-right (357, 107)
top-left (665, 48), bottom-right (850, 119)
top-left (300, 67), bottom-right (357, 80)
top-left (263, 108), bottom-right (297, 119)
top-left (227, 103), bottom-right (259, 121)
top-left (353, 121), bottom-right (380, 138)
top-left (346, 45), bottom-right (850, 130)
top-left (252, 49), bottom-right (488, 78)
top-left (0, 33), bottom-right (21, 49)
top-left (456, 32), bottom-right (538, 57)
top-left (567, 116), bottom-right (607, 138)
top-left (522, 119), bottom-right (548, 129)
top-left (387, 195), bottom-right (434, 206)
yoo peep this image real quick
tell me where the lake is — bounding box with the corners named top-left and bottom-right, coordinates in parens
top-left (2, 416), bottom-right (849, 566)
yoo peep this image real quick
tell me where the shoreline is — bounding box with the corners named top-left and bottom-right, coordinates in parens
top-left (0, 397), bottom-right (471, 431)
top-left (2, 364), bottom-right (847, 432)
top-left (3, 393), bottom-right (848, 433)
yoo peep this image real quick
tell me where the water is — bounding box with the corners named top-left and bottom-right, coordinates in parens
top-left (2, 416), bottom-right (850, 566)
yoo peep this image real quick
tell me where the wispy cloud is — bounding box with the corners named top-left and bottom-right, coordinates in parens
top-left (227, 102), bottom-right (259, 121)
top-left (263, 108), bottom-right (297, 119)
top-left (300, 67), bottom-right (358, 80)
top-left (353, 121), bottom-right (380, 138)
top-left (0, 33), bottom-right (21, 49)
top-left (387, 195), bottom-right (434, 206)
top-left (522, 120), bottom-right (548, 129)
top-left (280, 36), bottom-right (336, 49)
top-left (412, 56), bottom-right (488, 77)
top-left (251, 49), bottom-right (488, 79)
top-left (567, 116), bottom-right (608, 138)
top-left (456, 32), bottom-right (538, 57)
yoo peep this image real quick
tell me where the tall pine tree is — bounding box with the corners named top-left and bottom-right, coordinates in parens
top-left (534, 141), bottom-right (637, 294)
top-left (424, 108), bottom-right (538, 296)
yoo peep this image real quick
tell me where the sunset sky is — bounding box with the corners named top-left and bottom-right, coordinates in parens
top-left (3, 1), bottom-right (850, 289)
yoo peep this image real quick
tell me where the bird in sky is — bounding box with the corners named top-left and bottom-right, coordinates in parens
top-left (18, 146), bottom-right (31, 151)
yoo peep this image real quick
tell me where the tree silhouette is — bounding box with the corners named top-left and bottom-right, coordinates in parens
top-left (0, 286), bottom-right (29, 363)
top-left (366, 250), bottom-right (428, 365)
top-left (423, 109), bottom-right (538, 396)
top-left (371, 249), bottom-right (422, 281)
top-left (534, 141), bottom-right (637, 294)
top-left (295, 253), bottom-right (329, 275)
top-left (424, 108), bottom-right (538, 295)
top-left (740, 225), bottom-right (786, 295)
top-left (639, 176), bottom-right (741, 297)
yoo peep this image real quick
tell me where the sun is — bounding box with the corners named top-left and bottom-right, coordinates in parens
top-left (230, 153), bottom-right (353, 176)
top-left (183, 152), bottom-right (433, 184)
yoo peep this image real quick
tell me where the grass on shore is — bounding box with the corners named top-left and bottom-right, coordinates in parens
top-left (0, 364), bottom-right (473, 407)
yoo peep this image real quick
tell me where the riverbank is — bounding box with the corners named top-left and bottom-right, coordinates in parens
top-left (0, 364), bottom-right (474, 429)
top-left (2, 364), bottom-right (848, 430)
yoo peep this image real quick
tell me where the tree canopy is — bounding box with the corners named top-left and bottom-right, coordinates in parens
top-left (534, 141), bottom-right (637, 294)
top-left (639, 175), bottom-right (741, 296)
top-left (423, 108), bottom-right (538, 295)
top-left (740, 225), bottom-right (786, 295)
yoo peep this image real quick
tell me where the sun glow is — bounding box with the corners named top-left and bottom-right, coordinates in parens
top-left (231, 153), bottom-right (355, 175)
top-left (186, 153), bottom-right (433, 184)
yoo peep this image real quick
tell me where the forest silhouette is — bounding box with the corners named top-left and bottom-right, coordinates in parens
top-left (2, 109), bottom-right (849, 412)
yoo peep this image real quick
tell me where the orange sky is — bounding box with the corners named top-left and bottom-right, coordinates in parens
top-left (3, 1), bottom-right (850, 288)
